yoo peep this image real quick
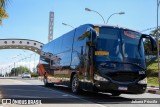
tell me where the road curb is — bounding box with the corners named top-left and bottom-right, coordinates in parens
top-left (146, 86), bottom-right (160, 95)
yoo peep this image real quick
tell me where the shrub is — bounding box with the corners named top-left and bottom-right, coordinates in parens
top-left (146, 69), bottom-right (158, 77)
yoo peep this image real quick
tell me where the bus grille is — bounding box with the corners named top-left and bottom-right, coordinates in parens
top-left (107, 72), bottom-right (139, 82)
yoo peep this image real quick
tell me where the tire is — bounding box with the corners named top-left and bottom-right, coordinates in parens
top-left (43, 75), bottom-right (54, 87)
top-left (71, 74), bottom-right (80, 94)
top-left (111, 93), bottom-right (121, 96)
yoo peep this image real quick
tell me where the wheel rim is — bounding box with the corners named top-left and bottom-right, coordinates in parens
top-left (72, 76), bottom-right (78, 92)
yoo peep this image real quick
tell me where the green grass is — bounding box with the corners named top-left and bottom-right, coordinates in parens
top-left (147, 77), bottom-right (159, 86)
top-left (147, 58), bottom-right (159, 72)
top-left (146, 58), bottom-right (159, 86)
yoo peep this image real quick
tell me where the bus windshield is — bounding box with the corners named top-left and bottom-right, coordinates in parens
top-left (96, 27), bottom-right (122, 61)
top-left (122, 30), bottom-right (145, 60)
top-left (96, 27), bottom-right (145, 63)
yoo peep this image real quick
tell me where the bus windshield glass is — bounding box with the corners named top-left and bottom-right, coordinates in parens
top-left (96, 27), bottom-right (122, 61)
top-left (96, 27), bottom-right (145, 62)
top-left (122, 30), bottom-right (145, 60)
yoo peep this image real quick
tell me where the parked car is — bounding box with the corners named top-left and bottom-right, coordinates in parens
top-left (22, 72), bottom-right (31, 78)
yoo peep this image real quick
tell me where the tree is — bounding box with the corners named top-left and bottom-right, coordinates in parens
top-left (0, 7), bottom-right (8, 24)
top-left (0, 0), bottom-right (7, 8)
top-left (144, 39), bottom-right (152, 55)
top-left (150, 27), bottom-right (160, 38)
top-left (148, 27), bottom-right (160, 55)
top-left (5, 72), bottom-right (8, 77)
top-left (9, 66), bottom-right (31, 76)
top-left (32, 67), bottom-right (37, 73)
top-left (0, 0), bottom-right (8, 24)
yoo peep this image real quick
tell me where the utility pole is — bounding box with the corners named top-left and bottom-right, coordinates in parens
top-left (14, 62), bottom-right (16, 77)
top-left (157, 0), bottom-right (160, 91)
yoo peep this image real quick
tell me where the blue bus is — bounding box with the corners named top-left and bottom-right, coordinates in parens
top-left (38, 24), bottom-right (157, 96)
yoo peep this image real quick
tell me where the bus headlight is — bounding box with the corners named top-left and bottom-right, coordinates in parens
top-left (138, 78), bottom-right (147, 84)
top-left (94, 74), bottom-right (108, 82)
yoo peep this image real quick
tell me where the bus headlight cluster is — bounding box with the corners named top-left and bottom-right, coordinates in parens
top-left (94, 74), bottom-right (108, 82)
top-left (138, 78), bottom-right (147, 84)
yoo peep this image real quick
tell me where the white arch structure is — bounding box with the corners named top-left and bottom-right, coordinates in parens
top-left (0, 39), bottom-right (44, 54)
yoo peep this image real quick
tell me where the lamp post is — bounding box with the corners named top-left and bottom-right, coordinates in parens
top-left (1, 68), bottom-right (2, 76)
top-left (17, 54), bottom-right (22, 68)
top-left (11, 57), bottom-right (17, 77)
top-left (106, 12), bottom-right (125, 24)
top-left (34, 53), bottom-right (36, 72)
top-left (85, 8), bottom-right (105, 23)
top-left (157, 0), bottom-right (160, 90)
top-left (17, 54), bottom-right (23, 76)
top-left (62, 23), bottom-right (74, 28)
top-left (8, 65), bottom-right (11, 77)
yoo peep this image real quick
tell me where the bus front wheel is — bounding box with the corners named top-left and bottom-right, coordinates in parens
top-left (71, 74), bottom-right (80, 94)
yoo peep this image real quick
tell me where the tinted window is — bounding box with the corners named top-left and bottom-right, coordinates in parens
top-left (59, 52), bottom-right (71, 66)
top-left (96, 27), bottom-right (121, 61)
top-left (61, 30), bottom-right (75, 52)
top-left (121, 30), bottom-right (144, 59)
top-left (53, 37), bottom-right (63, 54)
top-left (73, 25), bottom-right (89, 48)
top-left (72, 25), bottom-right (89, 66)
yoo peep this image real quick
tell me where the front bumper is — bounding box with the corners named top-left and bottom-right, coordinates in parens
top-left (94, 80), bottom-right (147, 94)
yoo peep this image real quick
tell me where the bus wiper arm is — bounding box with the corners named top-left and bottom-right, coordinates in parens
top-left (123, 61), bottom-right (145, 70)
top-left (106, 61), bottom-right (145, 70)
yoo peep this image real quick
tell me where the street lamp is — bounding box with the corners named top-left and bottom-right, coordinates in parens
top-left (62, 23), bottom-right (74, 28)
top-left (11, 57), bottom-right (17, 77)
top-left (33, 53), bottom-right (36, 72)
top-left (23, 50), bottom-right (30, 68)
top-left (157, 0), bottom-right (160, 90)
top-left (85, 8), bottom-right (105, 23)
top-left (0, 69), bottom-right (2, 76)
top-left (106, 12), bottom-right (125, 24)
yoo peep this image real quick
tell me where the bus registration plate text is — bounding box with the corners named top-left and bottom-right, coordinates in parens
top-left (118, 86), bottom-right (128, 91)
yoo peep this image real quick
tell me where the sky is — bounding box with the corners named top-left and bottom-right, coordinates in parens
top-left (0, 0), bottom-right (159, 74)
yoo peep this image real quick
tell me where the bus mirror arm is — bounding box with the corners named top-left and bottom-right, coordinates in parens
top-left (86, 41), bottom-right (96, 47)
top-left (90, 28), bottom-right (97, 47)
top-left (140, 34), bottom-right (157, 51)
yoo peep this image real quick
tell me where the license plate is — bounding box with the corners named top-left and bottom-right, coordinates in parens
top-left (118, 86), bottom-right (128, 91)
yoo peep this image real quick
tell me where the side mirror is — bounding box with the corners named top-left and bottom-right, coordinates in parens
top-left (78, 31), bottom-right (91, 41)
top-left (90, 28), bottom-right (97, 46)
top-left (149, 36), bottom-right (157, 51)
top-left (79, 31), bottom-right (92, 46)
top-left (141, 34), bottom-right (157, 51)
top-left (79, 28), bottom-right (97, 47)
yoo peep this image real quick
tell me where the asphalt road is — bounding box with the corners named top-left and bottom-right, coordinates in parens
top-left (0, 77), bottom-right (160, 107)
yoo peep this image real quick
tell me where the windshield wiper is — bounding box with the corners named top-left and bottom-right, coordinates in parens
top-left (123, 61), bottom-right (145, 70)
top-left (106, 61), bottom-right (145, 70)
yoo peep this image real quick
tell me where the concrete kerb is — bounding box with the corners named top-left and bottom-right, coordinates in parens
top-left (146, 86), bottom-right (160, 95)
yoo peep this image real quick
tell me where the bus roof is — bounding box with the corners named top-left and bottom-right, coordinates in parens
top-left (80, 24), bottom-right (140, 33)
